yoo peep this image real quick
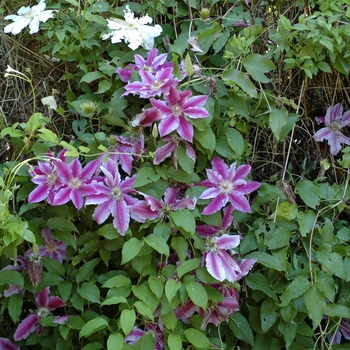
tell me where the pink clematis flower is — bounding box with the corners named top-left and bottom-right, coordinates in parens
top-left (85, 158), bottom-right (137, 235)
top-left (39, 227), bottom-right (67, 263)
top-left (125, 323), bottom-right (165, 350)
top-left (130, 187), bottom-right (196, 223)
top-left (28, 149), bottom-right (67, 204)
top-left (197, 156), bottom-right (260, 215)
top-left (53, 157), bottom-right (98, 210)
top-left (14, 287), bottom-right (65, 341)
top-left (150, 86), bottom-right (209, 142)
top-left (117, 48), bottom-right (171, 82)
top-left (0, 338), bottom-right (19, 350)
top-left (123, 67), bottom-right (178, 98)
top-left (313, 103), bottom-right (350, 155)
top-left (154, 134), bottom-right (196, 168)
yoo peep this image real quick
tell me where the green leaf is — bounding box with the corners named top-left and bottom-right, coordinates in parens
top-left (78, 282), bottom-right (101, 303)
top-left (229, 312), bottom-right (254, 346)
top-left (120, 309), bottom-right (135, 336)
top-left (148, 275), bottom-right (165, 299)
top-left (134, 166), bottom-right (160, 188)
top-left (107, 334), bottom-right (124, 350)
top-left (295, 180), bottom-right (320, 209)
top-left (76, 258), bottom-right (101, 284)
top-left (9, 294), bottom-right (23, 323)
top-left (260, 299), bottom-right (278, 332)
top-left (47, 217), bottom-right (78, 232)
top-left (101, 296), bottom-right (127, 306)
top-left (279, 277), bottom-right (310, 307)
top-left (316, 244), bottom-right (346, 279)
top-left (186, 281), bottom-right (208, 310)
top-left (303, 285), bottom-right (326, 329)
top-left (171, 236), bottom-right (188, 262)
top-left (243, 54), bottom-right (276, 83)
top-left (0, 270), bottom-right (24, 287)
top-left (333, 54), bottom-right (350, 75)
top-left (177, 258), bottom-right (201, 279)
top-left (102, 275), bottom-right (131, 289)
top-left (79, 317), bottom-right (108, 338)
top-left (222, 68), bottom-right (257, 98)
top-left (43, 257), bottom-right (65, 276)
top-left (245, 252), bottom-right (286, 271)
top-left (194, 126), bottom-right (216, 156)
top-left (25, 113), bottom-right (46, 133)
top-left (58, 281), bottom-right (72, 302)
top-left (168, 334), bottom-right (182, 350)
top-left (184, 328), bottom-right (210, 348)
top-left (38, 128), bottom-right (59, 143)
top-left (134, 301), bottom-right (154, 322)
top-left (245, 272), bottom-right (277, 301)
top-left (170, 209), bottom-right (195, 237)
top-left (177, 144), bottom-right (194, 174)
top-left (144, 234), bottom-right (170, 257)
top-left (121, 238), bottom-right (144, 264)
top-left (165, 279), bottom-right (181, 304)
top-left (265, 227), bottom-right (292, 250)
top-left (269, 107), bottom-right (288, 141)
top-left (278, 320), bottom-right (298, 350)
top-left (297, 210), bottom-right (316, 237)
top-left (80, 71), bottom-right (105, 84)
top-left (161, 311), bottom-right (177, 331)
top-left (324, 304), bottom-right (350, 318)
top-left (226, 128), bottom-right (245, 157)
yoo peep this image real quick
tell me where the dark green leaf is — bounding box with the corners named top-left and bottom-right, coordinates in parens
top-left (229, 312), bottom-right (254, 346)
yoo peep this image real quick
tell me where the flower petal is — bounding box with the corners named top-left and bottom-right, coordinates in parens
top-left (205, 251), bottom-right (225, 281)
top-left (14, 314), bottom-right (39, 341)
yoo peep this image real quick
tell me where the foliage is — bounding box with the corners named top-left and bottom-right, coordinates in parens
top-left (0, 0), bottom-right (350, 349)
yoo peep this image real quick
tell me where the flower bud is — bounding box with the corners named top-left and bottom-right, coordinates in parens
top-left (200, 8), bottom-right (210, 20)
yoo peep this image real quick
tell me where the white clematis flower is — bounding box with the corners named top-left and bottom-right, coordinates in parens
top-left (4, 0), bottom-right (56, 35)
top-left (102, 5), bottom-right (162, 51)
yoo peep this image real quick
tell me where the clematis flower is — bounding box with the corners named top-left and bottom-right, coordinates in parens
top-left (102, 5), bottom-right (162, 51)
top-left (123, 67), bottom-right (178, 98)
top-left (4, 0), bottom-right (57, 35)
top-left (125, 323), bottom-right (165, 350)
top-left (28, 150), bottom-right (67, 205)
top-left (197, 156), bottom-right (260, 215)
top-left (150, 86), bottom-right (209, 142)
top-left (0, 338), bottom-right (19, 350)
top-left (203, 234), bottom-right (242, 282)
top-left (1, 256), bottom-right (27, 297)
top-left (38, 227), bottom-right (67, 263)
top-left (328, 318), bottom-right (350, 344)
top-left (313, 103), bottom-right (350, 155)
top-left (154, 134), bottom-right (196, 168)
top-left (117, 48), bottom-right (171, 82)
top-left (53, 158), bottom-right (98, 210)
top-left (85, 158), bottom-right (137, 235)
top-left (14, 287), bottom-right (65, 341)
top-left (130, 187), bottom-right (196, 223)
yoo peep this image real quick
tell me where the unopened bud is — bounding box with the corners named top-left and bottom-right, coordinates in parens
top-left (200, 8), bottom-right (210, 20)
top-left (152, 123), bottom-right (158, 138)
top-left (185, 53), bottom-right (194, 77)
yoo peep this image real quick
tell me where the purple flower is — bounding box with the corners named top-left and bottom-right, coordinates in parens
top-left (197, 156), bottom-right (260, 215)
top-left (154, 134), bottom-right (196, 168)
top-left (131, 107), bottom-right (162, 128)
top-left (14, 287), bottom-right (65, 341)
top-left (53, 158), bottom-right (98, 210)
top-left (123, 67), bottom-right (178, 98)
top-left (150, 86), bottom-right (209, 142)
top-left (130, 187), bottom-right (196, 222)
top-left (85, 158), bottom-right (137, 235)
top-left (1, 256), bottom-right (27, 297)
top-left (28, 150), bottom-right (67, 204)
top-left (39, 227), bottom-right (67, 263)
top-left (0, 338), bottom-right (19, 350)
top-left (313, 103), bottom-right (350, 155)
top-left (328, 318), bottom-right (350, 344)
top-left (125, 324), bottom-right (165, 350)
top-left (203, 234), bottom-right (242, 282)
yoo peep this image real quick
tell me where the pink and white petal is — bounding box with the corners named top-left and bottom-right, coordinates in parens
top-left (202, 194), bottom-right (228, 215)
top-left (81, 159), bottom-right (99, 180)
top-left (205, 168), bottom-right (224, 185)
top-left (28, 185), bottom-right (50, 203)
top-left (53, 315), bottom-right (70, 324)
top-left (14, 314), bottom-right (39, 341)
top-left (196, 225), bottom-right (218, 237)
top-left (229, 193), bottom-right (252, 212)
top-left (184, 106), bottom-right (209, 119)
top-left (184, 142), bottom-right (196, 162)
top-left (164, 187), bottom-right (178, 205)
top-left (341, 110), bottom-right (350, 127)
top-left (236, 258), bottom-right (257, 279)
top-left (173, 196), bottom-right (196, 211)
top-left (93, 200), bottom-right (112, 224)
top-left (216, 234), bottom-right (241, 249)
top-left (70, 189), bottom-right (84, 210)
top-left (205, 251), bottom-right (225, 281)
top-left (158, 115), bottom-right (179, 137)
top-left (130, 201), bottom-right (158, 222)
top-left (150, 98), bottom-right (171, 115)
top-left (313, 127), bottom-right (333, 141)
top-left (53, 187), bottom-right (72, 206)
top-left (199, 187), bottom-right (222, 200)
top-left (183, 95), bottom-right (208, 109)
top-left (70, 158), bottom-right (83, 177)
top-left (211, 157), bottom-right (229, 177)
top-left (36, 287), bottom-right (50, 306)
top-left (0, 337), bottom-right (20, 350)
top-left (120, 176), bottom-right (136, 191)
top-left (222, 205), bottom-right (234, 229)
top-left (337, 133), bottom-right (350, 145)
top-left (327, 135), bottom-right (341, 155)
top-left (112, 200), bottom-right (130, 235)
top-left (47, 296), bottom-right (65, 310)
top-left (125, 326), bottom-right (144, 343)
top-left (177, 116), bottom-right (193, 142)
top-left (234, 164), bottom-right (251, 181)
top-left (154, 141), bottom-right (176, 164)
top-left (218, 250), bottom-right (241, 282)
top-left (235, 181), bottom-right (261, 195)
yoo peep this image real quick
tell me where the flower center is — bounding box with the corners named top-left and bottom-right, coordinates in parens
top-left (69, 177), bottom-right (81, 189)
top-left (143, 65), bottom-right (152, 72)
top-left (152, 80), bottom-right (163, 91)
top-left (109, 187), bottom-right (122, 200)
top-left (159, 204), bottom-right (172, 219)
top-left (331, 121), bottom-right (341, 134)
top-left (172, 104), bottom-right (183, 117)
top-left (206, 236), bottom-right (218, 253)
top-left (37, 306), bottom-right (51, 319)
top-left (47, 173), bottom-right (57, 186)
top-left (219, 179), bottom-right (234, 193)
top-left (48, 242), bottom-right (56, 251)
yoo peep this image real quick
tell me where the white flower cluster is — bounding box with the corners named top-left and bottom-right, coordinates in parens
top-left (102, 5), bottom-right (163, 51)
top-left (4, 0), bottom-right (56, 35)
